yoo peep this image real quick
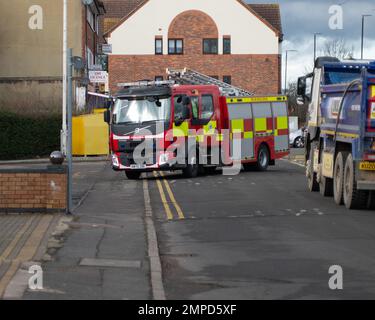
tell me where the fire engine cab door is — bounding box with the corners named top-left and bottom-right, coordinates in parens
top-left (227, 102), bottom-right (254, 160)
top-left (271, 101), bottom-right (289, 153)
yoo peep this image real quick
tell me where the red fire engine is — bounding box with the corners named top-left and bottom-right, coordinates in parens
top-left (104, 69), bottom-right (289, 179)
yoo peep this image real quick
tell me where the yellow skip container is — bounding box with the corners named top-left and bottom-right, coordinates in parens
top-left (72, 113), bottom-right (109, 156)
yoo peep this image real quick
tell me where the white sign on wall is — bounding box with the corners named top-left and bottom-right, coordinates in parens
top-left (89, 71), bottom-right (108, 83)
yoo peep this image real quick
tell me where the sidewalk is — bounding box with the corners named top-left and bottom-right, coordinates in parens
top-left (21, 162), bottom-right (151, 300)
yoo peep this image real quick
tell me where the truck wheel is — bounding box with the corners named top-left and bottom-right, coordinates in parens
top-left (320, 176), bottom-right (333, 197)
top-left (343, 153), bottom-right (368, 209)
top-left (256, 145), bottom-right (269, 171)
top-left (307, 144), bottom-right (319, 192)
top-left (367, 191), bottom-right (375, 210)
top-left (182, 154), bottom-right (199, 178)
top-left (125, 170), bottom-right (141, 180)
top-left (333, 152), bottom-right (348, 205)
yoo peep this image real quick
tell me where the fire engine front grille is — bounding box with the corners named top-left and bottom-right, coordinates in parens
top-left (118, 139), bottom-right (157, 166)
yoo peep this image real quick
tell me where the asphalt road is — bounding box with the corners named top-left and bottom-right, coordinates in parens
top-left (146, 159), bottom-right (375, 299)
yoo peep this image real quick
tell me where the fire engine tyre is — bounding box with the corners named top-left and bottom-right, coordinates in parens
top-left (182, 155), bottom-right (199, 178)
top-left (333, 152), bottom-right (348, 205)
top-left (256, 145), bottom-right (269, 171)
top-left (320, 176), bottom-right (333, 197)
top-left (307, 144), bottom-right (319, 192)
top-left (343, 153), bottom-right (368, 210)
top-left (125, 170), bottom-right (141, 180)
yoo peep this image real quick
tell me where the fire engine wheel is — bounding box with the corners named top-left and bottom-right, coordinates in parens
top-left (125, 170), bottom-right (141, 180)
top-left (182, 155), bottom-right (199, 178)
top-left (319, 176), bottom-right (333, 197)
top-left (256, 145), bottom-right (269, 171)
top-left (343, 153), bottom-right (368, 210)
top-left (307, 144), bottom-right (319, 192)
top-left (333, 151), bottom-right (348, 205)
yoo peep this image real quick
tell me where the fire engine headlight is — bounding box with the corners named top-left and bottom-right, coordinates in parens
top-left (112, 154), bottom-right (119, 167)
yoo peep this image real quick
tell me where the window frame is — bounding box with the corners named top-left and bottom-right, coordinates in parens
top-left (223, 75), bottom-right (232, 84)
top-left (155, 38), bottom-right (163, 55)
top-left (223, 37), bottom-right (231, 55)
top-left (168, 39), bottom-right (184, 55)
top-left (203, 38), bottom-right (219, 55)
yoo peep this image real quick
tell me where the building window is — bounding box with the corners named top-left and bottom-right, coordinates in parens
top-left (87, 7), bottom-right (95, 31)
top-left (223, 37), bottom-right (231, 54)
top-left (168, 39), bottom-right (183, 54)
top-left (155, 76), bottom-right (163, 82)
top-left (86, 47), bottom-right (94, 69)
top-left (155, 38), bottom-right (163, 55)
top-left (203, 39), bottom-right (218, 54)
top-left (223, 76), bottom-right (232, 84)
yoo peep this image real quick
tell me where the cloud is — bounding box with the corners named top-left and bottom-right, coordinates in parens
top-left (247, 0), bottom-right (375, 88)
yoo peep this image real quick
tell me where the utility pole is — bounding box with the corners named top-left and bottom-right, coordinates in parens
top-left (361, 14), bottom-right (372, 60)
top-left (284, 50), bottom-right (297, 95)
top-left (62, 0), bottom-right (68, 155)
top-left (314, 33), bottom-right (321, 65)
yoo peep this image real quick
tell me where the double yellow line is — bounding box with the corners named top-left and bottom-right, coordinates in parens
top-left (153, 172), bottom-right (185, 220)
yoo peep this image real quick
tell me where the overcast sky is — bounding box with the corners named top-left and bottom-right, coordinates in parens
top-left (247, 0), bottom-right (375, 88)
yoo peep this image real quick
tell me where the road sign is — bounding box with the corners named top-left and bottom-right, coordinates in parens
top-left (90, 64), bottom-right (103, 71)
top-left (101, 44), bottom-right (112, 54)
top-left (89, 71), bottom-right (108, 83)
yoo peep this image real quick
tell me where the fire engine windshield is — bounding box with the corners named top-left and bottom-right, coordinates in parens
top-left (112, 97), bottom-right (171, 124)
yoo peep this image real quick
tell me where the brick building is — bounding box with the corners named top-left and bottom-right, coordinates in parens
top-left (0, 0), bottom-right (106, 113)
top-left (103, 0), bottom-right (283, 95)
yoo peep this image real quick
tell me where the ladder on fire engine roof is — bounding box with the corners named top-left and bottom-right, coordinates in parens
top-left (166, 68), bottom-right (254, 97)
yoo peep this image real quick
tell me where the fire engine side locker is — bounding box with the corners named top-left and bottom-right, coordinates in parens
top-left (226, 98), bottom-right (289, 161)
top-left (226, 101), bottom-right (254, 160)
top-left (272, 101), bottom-right (289, 153)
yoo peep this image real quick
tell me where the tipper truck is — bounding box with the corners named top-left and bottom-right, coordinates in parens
top-left (297, 57), bottom-right (375, 209)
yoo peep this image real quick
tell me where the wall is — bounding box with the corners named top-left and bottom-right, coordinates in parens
top-left (109, 54), bottom-right (280, 95)
top-left (107, 0), bottom-right (280, 55)
top-left (0, 166), bottom-right (67, 213)
top-left (0, 80), bottom-right (62, 114)
top-left (0, 0), bottom-right (83, 78)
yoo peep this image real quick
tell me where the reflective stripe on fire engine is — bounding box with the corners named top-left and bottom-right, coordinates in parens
top-left (174, 120), bottom-right (220, 142)
top-left (230, 119), bottom-right (253, 140)
top-left (274, 116), bottom-right (288, 137)
top-left (173, 121), bottom-right (189, 137)
top-left (371, 86), bottom-right (375, 98)
top-left (226, 96), bottom-right (287, 104)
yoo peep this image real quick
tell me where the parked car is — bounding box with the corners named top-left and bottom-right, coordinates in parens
top-left (289, 128), bottom-right (305, 148)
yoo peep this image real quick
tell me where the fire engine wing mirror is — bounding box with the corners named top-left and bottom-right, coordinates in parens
top-left (104, 110), bottom-right (111, 124)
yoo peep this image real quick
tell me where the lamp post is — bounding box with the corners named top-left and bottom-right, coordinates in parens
top-left (314, 32), bottom-right (321, 64)
top-left (62, 0), bottom-right (68, 155)
top-left (284, 49), bottom-right (298, 95)
top-left (361, 14), bottom-right (372, 59)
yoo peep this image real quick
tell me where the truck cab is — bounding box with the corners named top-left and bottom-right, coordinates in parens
top-left (297, 57), bottom-right (375, 209)
top-left (105, 83), bottom-right (224, 179)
